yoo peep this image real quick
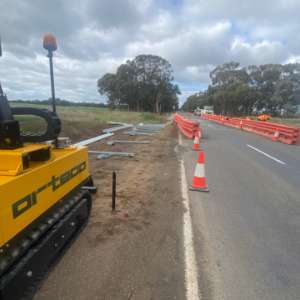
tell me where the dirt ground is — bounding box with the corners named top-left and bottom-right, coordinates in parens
top-left (34, 123), bottom-right (186, 300)
top-left (87, 124), bottom-right (176, 245)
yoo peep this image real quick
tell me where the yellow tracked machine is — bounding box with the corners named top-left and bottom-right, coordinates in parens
top-left (0, 36), bottom-right (96, 299)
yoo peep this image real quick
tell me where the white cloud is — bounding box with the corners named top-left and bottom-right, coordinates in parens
top-left (178, 90), bottom-right (198, 106)
top-left (230, 38), bottom-right (286, 65)
top-left (1, 0), bottom-right (300, 104)
top-left (284, 55), bottom-right (300, 64)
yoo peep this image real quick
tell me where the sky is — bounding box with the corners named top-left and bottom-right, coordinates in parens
top-left (1, 0), bottom-right (300, 105)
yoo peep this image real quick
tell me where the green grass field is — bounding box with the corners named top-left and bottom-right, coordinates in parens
top-left (11, 103), bottom-right (164, 123)
top-left (246, 115), bottom-right (300, 128)
top-left (11, 103), bottom-right (166, 141)
top-left (268, 117), bottom-right (300, 128)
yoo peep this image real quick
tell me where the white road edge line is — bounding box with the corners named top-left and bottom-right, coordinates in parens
top-left (179, 133), bottom-right (201, 300)
top-left (181, 160), bottom-right (200, 300)
top-left (178, 131), bottom-right (183, 146)
top-left (247, 144), bottom-right (286, 165)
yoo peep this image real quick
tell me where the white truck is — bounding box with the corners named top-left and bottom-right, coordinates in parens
top-left (194, 106), bottom-right (214, 116)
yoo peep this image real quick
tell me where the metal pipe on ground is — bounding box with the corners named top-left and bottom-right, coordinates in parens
top-left (136, 123), bottom-right (165, 129)
top-left (74, 133), bottom-right (114, 147)
top-left (106, 140), bottom-right (150, 146)
top-left (103, 124), bottom-right (133, 133)
top-left (134, 128), bottom-right (160, 133)
top-left (88, 150), bottom-right (136, 159)
top-left (107, 121), bottom-right (128, 125)
top-left (128, 124), bottom-right (165, 135)
top-left (137, 123), bottom-right (165, 127)
top-left (125, 131), bottom-right (154, 136)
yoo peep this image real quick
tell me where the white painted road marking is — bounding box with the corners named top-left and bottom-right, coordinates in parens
top-left (247, 144), bottom-right (286, 165)
top-left (178, 131), bottom-right (183, 146)
top-left (179, 133), bottom-right (200, 300)
top-left (181, 161), bottom-right (201, 300)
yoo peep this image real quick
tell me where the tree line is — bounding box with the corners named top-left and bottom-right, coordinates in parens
top-left (97, 54), bottom-right (180, 113)
top-left (182, 62), bottom-right (300, 116)
top-left (11, 99), bottom-right (106, 108)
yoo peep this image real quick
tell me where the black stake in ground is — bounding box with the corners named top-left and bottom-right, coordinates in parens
top-left (112, 171), bottom-right (116, 211)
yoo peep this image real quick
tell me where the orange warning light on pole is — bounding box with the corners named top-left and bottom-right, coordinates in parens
top-left (42, 33), bottom-right (58, 113)
top-left (43, 33), bottom-right (57, 52)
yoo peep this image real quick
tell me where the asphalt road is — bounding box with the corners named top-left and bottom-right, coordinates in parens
top-left (32, 118), bottom-right (300, 300)
top-left (182, 117), bottom-right (300, 300)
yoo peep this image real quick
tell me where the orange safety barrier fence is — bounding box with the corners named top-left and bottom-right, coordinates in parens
top-left (174, 113), bottom-right (200, 139)
top-left (201, 114), bottom-right (300, 145)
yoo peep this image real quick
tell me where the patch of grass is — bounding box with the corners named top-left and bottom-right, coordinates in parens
top-left (10, 103), bottom-right (166, 140)
top-left (11, 103), bottom-right (165, 124)
top-left (246, 115), bottom-right (300, 128)
top-left (269, 117), bottom-right (300, 128)
top-left (14, 115), bottom-right (47, 133)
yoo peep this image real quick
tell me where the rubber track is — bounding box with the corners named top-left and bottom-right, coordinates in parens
top-left (0, 190), bottom-right (92, 300)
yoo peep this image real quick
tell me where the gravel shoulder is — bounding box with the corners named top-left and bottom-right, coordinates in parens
top-left (34, 125), bottom-right (186, 300)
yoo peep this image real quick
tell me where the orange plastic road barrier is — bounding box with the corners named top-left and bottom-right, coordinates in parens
top-left (192, 133), bottom-right (200, 150)
top-left (174, 113), bottom-right (200, 139)
top-left (198, 128), bottom-right (202, 139)
top-left (201, 114), bottom-right (300, 145)
top-left (190, 151), bottom-right (209, 192)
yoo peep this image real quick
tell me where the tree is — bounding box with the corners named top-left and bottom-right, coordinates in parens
top-left (210, 62), bottom-right (250, 87)
top-left (182, 62), bottom-right (300, 116)
top-left (132, 55), bottom-right (174, 113)
top-left (97, 73), bottom-right (119, 108)
top-left (97, 55), bottom-right (180, 113)
top-left (181, 92), bottom-right (209, 112)
top-left (208, 62), bottom-right (252, 114)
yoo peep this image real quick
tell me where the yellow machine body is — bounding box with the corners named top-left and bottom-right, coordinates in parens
top-left (0, 144), bottom-right (90, 248)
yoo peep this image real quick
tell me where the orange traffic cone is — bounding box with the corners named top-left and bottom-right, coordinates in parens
top-left (198, 128), bottom-right (202, 140)
top-left (239, 120), bottom-right (243, 130)
top-left (190, 151), bottom-right (209, 192)
top-left (272, 130), bottom-right (279, 141)
top-left (192, 132), bottom-right (200, 150)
